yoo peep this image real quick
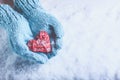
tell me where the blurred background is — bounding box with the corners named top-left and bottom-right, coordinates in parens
top-left (1, 0), bottom-right (120, 80)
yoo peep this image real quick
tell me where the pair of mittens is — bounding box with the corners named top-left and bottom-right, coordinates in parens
top-left (0, 0), bottom-right (64, 64)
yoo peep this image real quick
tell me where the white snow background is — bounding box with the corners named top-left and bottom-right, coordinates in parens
top-left (1, 0), bottom-right (120, 80)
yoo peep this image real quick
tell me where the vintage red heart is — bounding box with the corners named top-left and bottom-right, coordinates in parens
top-left (27, 31), bottom-right (51, 53)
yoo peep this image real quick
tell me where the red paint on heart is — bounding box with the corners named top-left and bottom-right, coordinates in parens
top-left (27, 31), bottom-right (51, 53)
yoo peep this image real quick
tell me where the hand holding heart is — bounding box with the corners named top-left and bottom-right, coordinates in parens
top-left (0, 0), bottom-right (64, 63)
top-left (14, 0), bottom-right (64, 58)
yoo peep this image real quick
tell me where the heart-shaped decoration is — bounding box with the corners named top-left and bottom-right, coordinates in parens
top-left (27, 31), bottom-right (51, 53)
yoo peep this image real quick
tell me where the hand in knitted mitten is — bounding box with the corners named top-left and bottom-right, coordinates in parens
top-left (14, 0), bottom-right (64, 58)
top-left (0, 5), bottom-right (48, 63)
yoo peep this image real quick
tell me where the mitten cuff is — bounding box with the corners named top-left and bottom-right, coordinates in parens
top-left (0, 5), bottom-right (21, 27)
top-left (14, 0), bottom-right (43, 17)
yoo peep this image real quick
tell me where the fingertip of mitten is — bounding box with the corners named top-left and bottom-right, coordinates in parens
top-left (0, 4), bottom-right (12, 26)
top-left (38, 59), bottom-right (48, 64)
top-left (36, 55), bottom-right (49, 64)
top-left (0, 4), bottom-right (24, 27)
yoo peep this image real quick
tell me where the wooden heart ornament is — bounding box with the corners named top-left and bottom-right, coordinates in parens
top-left (27, 31), bottom-right (51, 53)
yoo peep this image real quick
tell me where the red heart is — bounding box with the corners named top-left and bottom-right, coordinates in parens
top-left (27, 31), bottom-right (51, 53)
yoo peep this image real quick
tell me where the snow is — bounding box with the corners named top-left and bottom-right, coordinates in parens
top-left (1, 0), bottom-right (120, 79)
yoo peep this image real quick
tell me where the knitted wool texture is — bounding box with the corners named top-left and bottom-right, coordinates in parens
top-left (0, 0), bottom-right (63, 64)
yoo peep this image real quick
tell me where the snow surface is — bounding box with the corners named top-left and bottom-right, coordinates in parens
top-left (1, 0), bottom-right (120, 80)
